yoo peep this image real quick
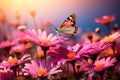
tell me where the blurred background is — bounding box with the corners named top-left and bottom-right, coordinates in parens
top-left (0, 0), bottom-right (120, 41)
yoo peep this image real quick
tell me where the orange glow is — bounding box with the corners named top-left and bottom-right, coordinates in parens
top-left (67, 52), bottom-right (76, 59)
top-left (8, 57), bottom-right (18, 64)
top-left (25, 43), bottom-right (33, 49)
top-left (95, 61), bottom-right (104, 69)
top-left (37, 50), bottom-right (45, 59)
top-left (0, 0), bottom-right (118, 30)
top-left (40, 37), bottom-right (50, 42)
top-left (37, 68), bottom-right (47, 75)
top-left (0, 0), bottom-right (82, 21)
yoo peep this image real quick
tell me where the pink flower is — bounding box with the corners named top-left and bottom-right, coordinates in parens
top-left (0, 41), bottom-right (15, 49)
top-left (92, 57), bottom-right (117, 72)
top-left (1, 54), bottom-right (31, 68)
top-left (98, 47), bottom-right (115, 58)
top-left (87, 42), bottom-right (111, 55)
top-left (95, 14), bottom-right (116, 26)
top-left (101, 31), bottom-right (120, 44)
top-left (48, 43), bottom-right (88, 64)
top-left (23, 60), bottom-right (62, 77)
top-left (9, 21), bottom-right (20, 29)
top-left (0, 68), bottom-right (15, 80)
top-left (80, 32), bottom-right (100, 44)
top-left (77, 44), bottom-right (95, 56)
top-left (9, 44), bottom-right (27, 54)
top-left (23, 29), bottom-right (66, 47)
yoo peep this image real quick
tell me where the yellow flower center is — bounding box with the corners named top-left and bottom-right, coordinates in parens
top-left (95, 61), bottom-right (103, 69)
top-left (67, 52), bottom-right (76, 59)
top-left (25, 43), bottom-right (33, 49)
top-left (107, 48), bottom-right (114, 55)
top-left (40, 38), bottom-right (50, 42)
top-left (20, 38), bottom-right (30, 44)
top-left (8, 57), bottom-right (18, 64)
top-left (104, 37), bottom-right (114, 43)
top-left (93, 36), bottom-right (100, 42)
top-left (14, 49), bottom-right (23, 53)
top-left (37, 50), bottom-right (45, 58)
top-left (37, 68), bottom-right (47, 75)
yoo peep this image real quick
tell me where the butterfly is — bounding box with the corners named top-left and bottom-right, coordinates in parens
top-left (55, 14), bottom-right (79, 37)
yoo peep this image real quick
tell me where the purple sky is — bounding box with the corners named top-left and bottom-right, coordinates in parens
top-left (0, 0), bottom-right (120, 33)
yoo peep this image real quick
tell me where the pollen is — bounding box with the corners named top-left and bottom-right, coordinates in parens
top-left (25, 43), bottom-right (33, 49)
top-left (107, 48), bottom-right (114, 55)
top-left (38, 50), bottom-right (45, 58)
top-left (8, 57), bottom-right (18, 64)
top-left (14, 49), bottom-right (23, 53)
top-left (20, 38), bottom-right (30, 44)
top-left (40, 38), bottom-right (50, 42)
top-left (37, 68), bottom-right (47, 75)
top-left (96, 61), bottom-right (103, 69)
top-left (67, 52), bottom-right (76, 59)
top-left (93, 36), bottom-right (100, 42)
top-left (104, 37), bottom-right (114, 43)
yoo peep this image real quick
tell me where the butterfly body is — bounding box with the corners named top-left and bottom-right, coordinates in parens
top-left (56, 14), bottom-right (79, 37)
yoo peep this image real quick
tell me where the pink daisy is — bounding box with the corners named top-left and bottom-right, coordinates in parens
top-left (92, 57), bottom-right (117, 72)
top-left (101, 31), bottom-right (120, 44)
top-left (48, 43), bottom-right (81, 64)
top-left (9, 44), bottom-right (27, 54)
top-left (21, 29), bottom-right (67, 59)
top-left (0, 41), bottom-right (15, 49)
top-left (0, 68), bottom-right (15, 80)
top-left (87, 42), bottom-right (111, 55)
top-left (23, 29), bottom-right (66, 47)
top-left (48, 43), bottom-right (93, 64)
top-left (80, 32), bottom-right (101, 44)
top-left (23, 59), bottom-right (62, 78)
top-left (1, 54), bottom-right (31, 68)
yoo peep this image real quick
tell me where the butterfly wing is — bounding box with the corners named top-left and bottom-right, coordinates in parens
top-left (59, 14), bottom-right (76, 28)
top-left (56, 26), bottom-right (78, 36)
top-left (56, 14), bottom-right (78, 37)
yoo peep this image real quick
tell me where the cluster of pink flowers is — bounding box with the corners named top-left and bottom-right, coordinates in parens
top-left (0, 13), bottom-right (120, 80)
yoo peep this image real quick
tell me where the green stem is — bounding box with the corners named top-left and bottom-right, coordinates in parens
top-left (39, 77), bottom-right (47, 80)
top-left (41, 46), bottom-right (49, 60)
top-left (70, 60), bottom-right (78, 80)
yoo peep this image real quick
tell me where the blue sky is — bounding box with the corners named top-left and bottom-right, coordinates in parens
top-left (75, 0), bottom-right (120, 33)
